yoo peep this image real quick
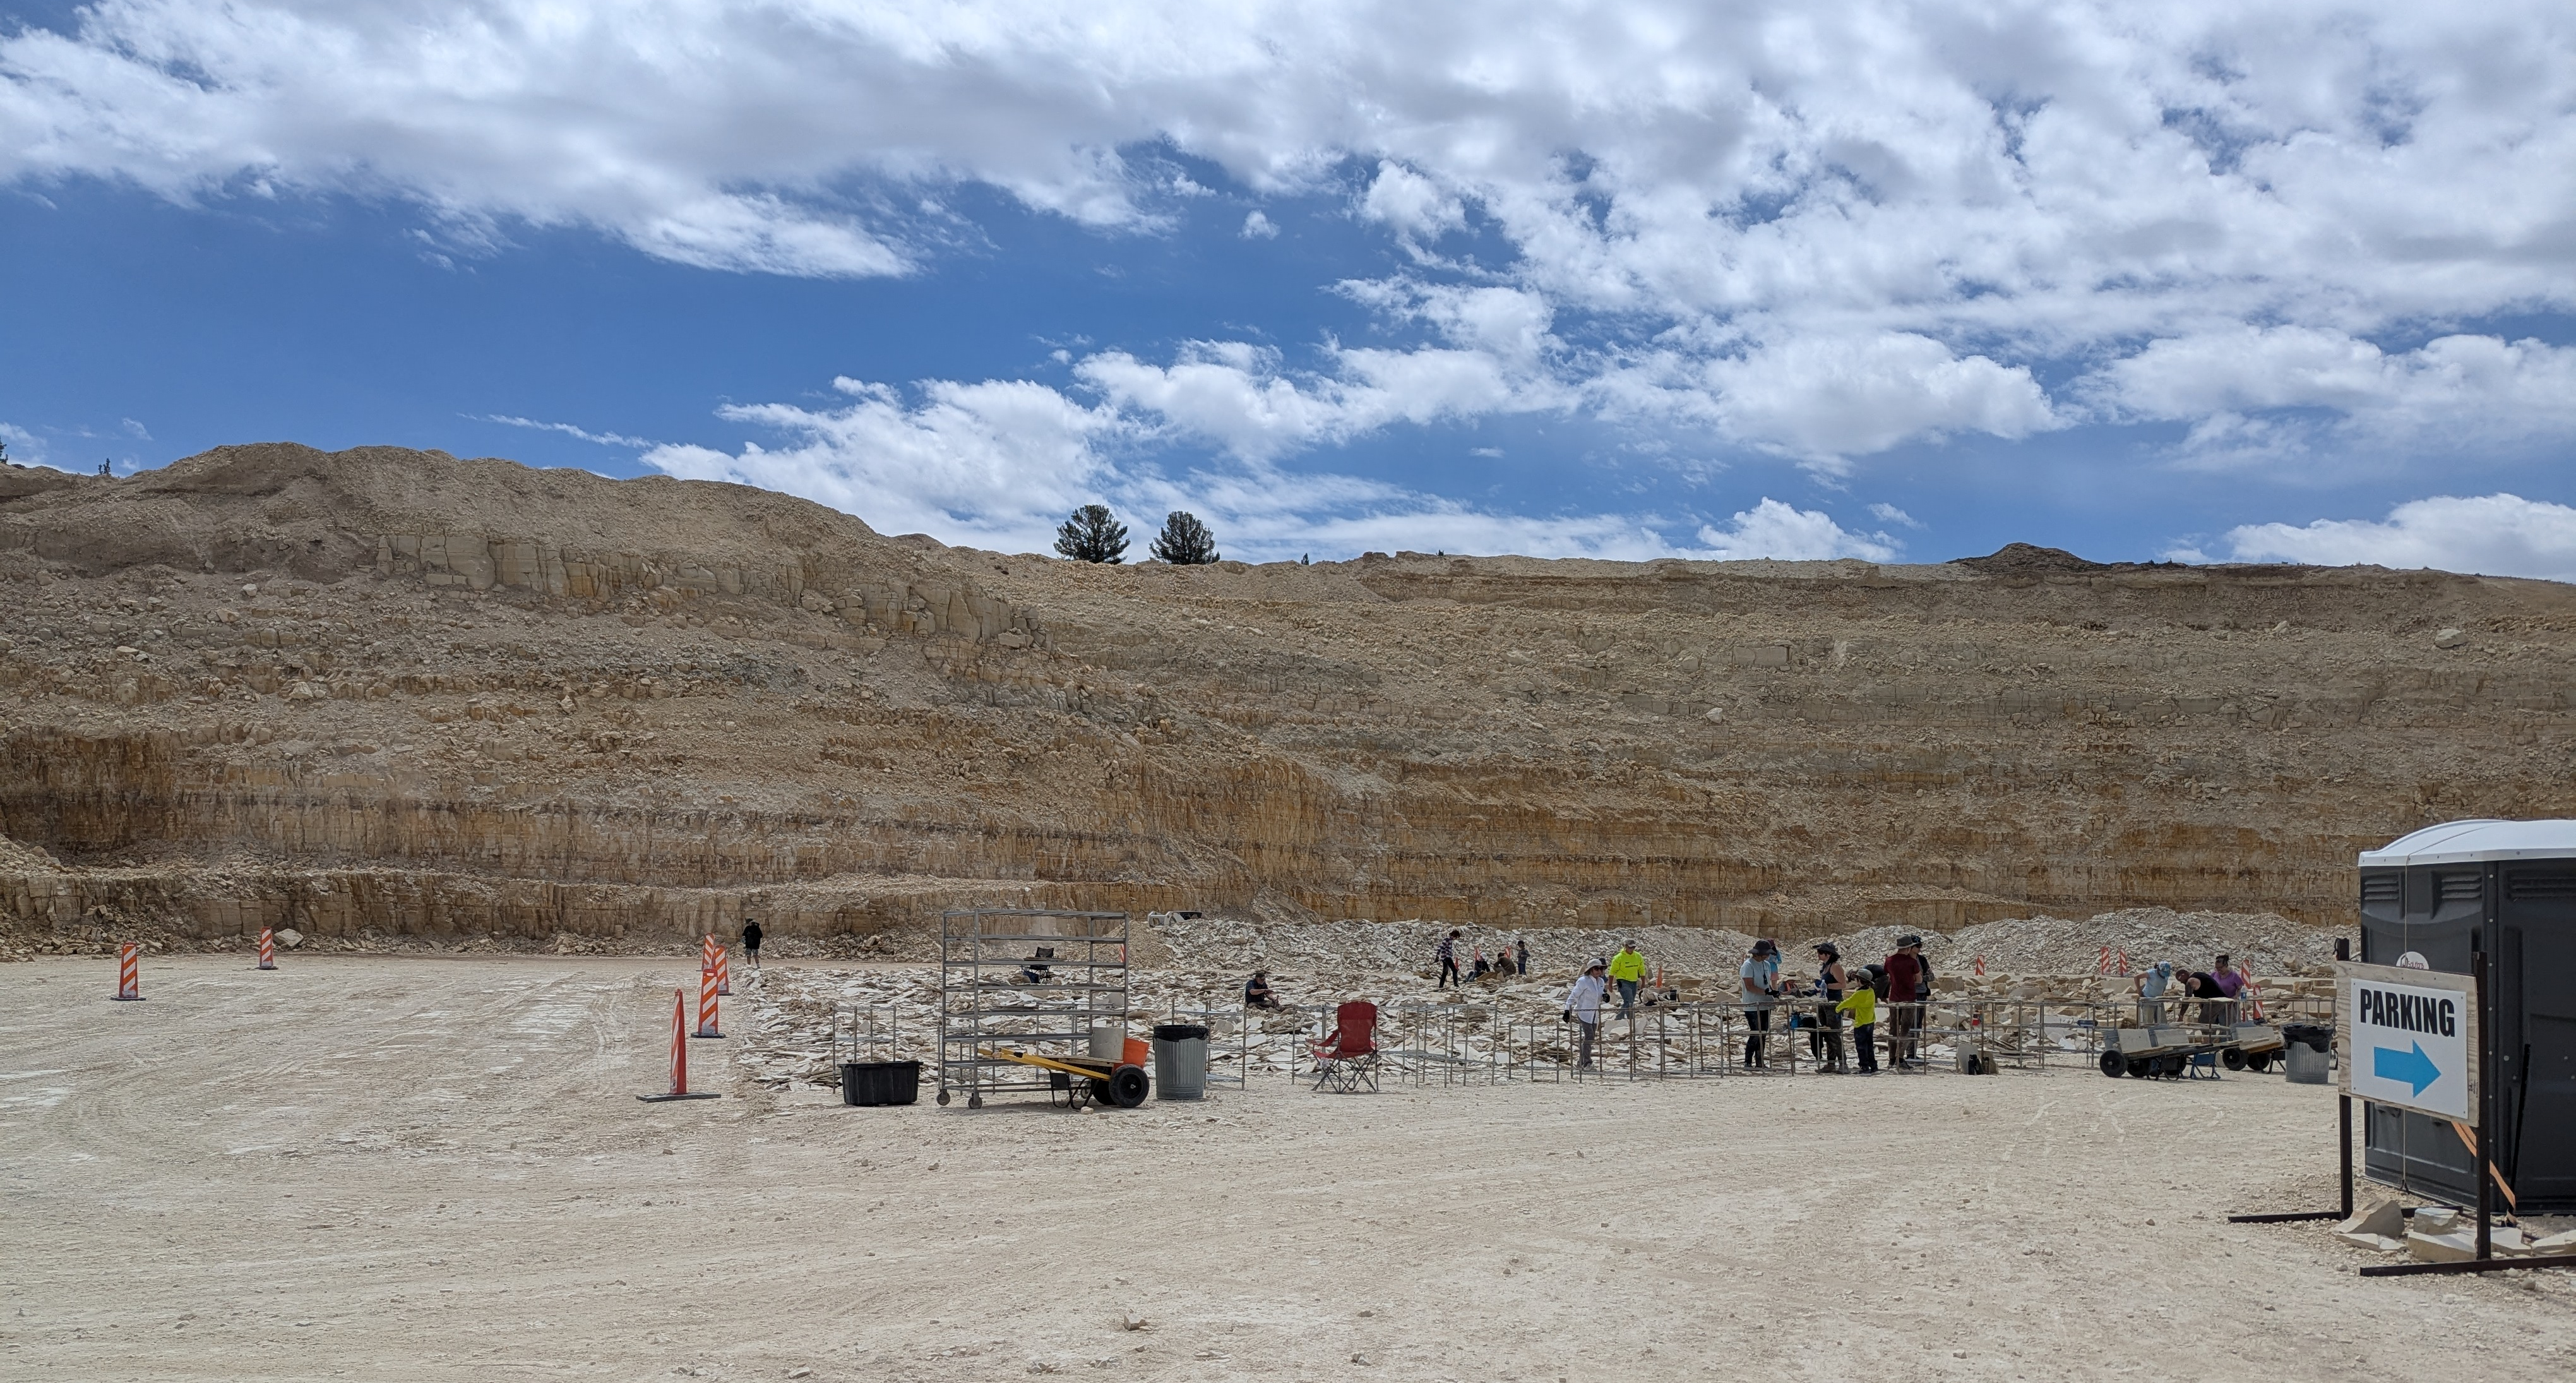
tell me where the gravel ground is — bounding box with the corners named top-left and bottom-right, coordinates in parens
top-left (8, 954), bottom-right (2572, 1382)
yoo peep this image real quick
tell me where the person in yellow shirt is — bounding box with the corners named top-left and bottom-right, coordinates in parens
top-left (1607, 942), bottom-right (1647, 1017)
top-left (1835, 977), bottom-right (1880, 1074)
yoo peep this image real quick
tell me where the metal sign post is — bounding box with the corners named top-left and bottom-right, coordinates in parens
top-left (2346, 952), bottom-right (2576, 1278)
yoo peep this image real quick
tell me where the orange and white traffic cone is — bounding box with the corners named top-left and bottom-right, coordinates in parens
top-left (693, 964), bottom-right (723, 1039)
top-left (713, 945), bottom-right (730, 997)
top-left (639, 988), bottom-right (719, 1102)
top-left (701, 933), bottom-right (718, 975)
top-left (2116, 949), bottom-right (2130, 977)
top-left (113, 942), bottom-right (143, 1001)
top-left (2097, 945), bottom-right (2113, 976)
top-left (256, 928), bottom-right (278, 971)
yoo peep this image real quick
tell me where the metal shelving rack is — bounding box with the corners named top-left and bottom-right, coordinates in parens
top-left (936, 908), bottom-right (1131, 1108)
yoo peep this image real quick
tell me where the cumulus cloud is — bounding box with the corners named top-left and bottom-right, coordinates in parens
top-left (2090, 328), bottom-right (2576, 464)
top-left (10, 1), bottom-right (2576, 475)
top-left (1693, 334), bottom-right (2059, 470)
top-left (2203, 494), bottom-right (2576, 582)
top-left (641, 377), bottom-right (1128, 548)
top-left (640, 369), bottom-right (1900, 563)
top-left (1239, 210), bottom-right (1278, 239)
top-left (1698, 500), bottom-right (1899, 562)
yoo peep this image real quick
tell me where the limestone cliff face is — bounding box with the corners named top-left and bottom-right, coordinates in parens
top-left (4, 443), bottom-right (2572, 950)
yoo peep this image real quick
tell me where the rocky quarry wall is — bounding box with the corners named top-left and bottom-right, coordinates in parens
top-left (4, 443), bottom-right (2572, 956)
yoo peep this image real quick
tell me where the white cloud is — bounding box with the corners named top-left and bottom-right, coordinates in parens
top-left (641, 377), bottom-right (1128, 547)
top-left (1239, 210), bottom-right (1278, 239)
top-left (1075, 333), bottom-right (1565, 462)
top-left (1696, 499), bottom-right (1899, 562)
top-left (0, 422), bottom-right (46, 467)
top-left (2090, 328), bottom-right (2576, 464)
top-left (1357, 161), bottom-right (1465, 242)
top-left (643, 369), bottom-right (1897, 563)
top-left (2205, 493), bottom-right (2576, 582)
top-left (8, 1), bottom-right (2576, 471)
top-left (481, 415), bottom-right (654, 448)
top-left (1693, 334), bottom-right (2060, 470)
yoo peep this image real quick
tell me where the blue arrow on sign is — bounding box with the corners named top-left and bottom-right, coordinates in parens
top-left (2373, 1041), bottom-right (2442, 1097)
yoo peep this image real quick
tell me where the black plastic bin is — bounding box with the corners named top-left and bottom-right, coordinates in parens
top-left (839, 1060), bottom-right (922, 1106)
top-left (2280, 1022), bottom-right (2333, 1053)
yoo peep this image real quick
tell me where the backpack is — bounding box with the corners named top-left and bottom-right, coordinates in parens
top-left (1865, 963), bottom-right (1890, 1001)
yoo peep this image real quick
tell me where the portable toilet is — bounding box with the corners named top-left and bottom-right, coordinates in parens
top-left (2356, 820), bottom-right (2576, 1213)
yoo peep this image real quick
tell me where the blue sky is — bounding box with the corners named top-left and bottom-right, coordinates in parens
top-left (6, 2), bottom-right (2576, 574)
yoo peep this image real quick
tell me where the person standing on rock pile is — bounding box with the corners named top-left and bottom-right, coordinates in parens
top-left (1515, 938), bottom-right (1529, 977)
top-left (1883, 937), bottom-right (1927, 1070)
top-left (1609, 941), bottom-right (1647, 1017)
top-left (1565, 961), bottom-right (1609, 1069)
top-left (1436, 930), bottom-right (1464, 990)
top-left (741, 917), bottom-right (763, 973)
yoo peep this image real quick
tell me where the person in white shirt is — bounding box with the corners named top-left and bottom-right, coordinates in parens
top-left (1565, 961), bottom-right (1609, 1069)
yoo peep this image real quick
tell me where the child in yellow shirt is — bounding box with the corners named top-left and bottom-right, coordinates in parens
top-left (1835, 983), bottom-right (1879, 1074)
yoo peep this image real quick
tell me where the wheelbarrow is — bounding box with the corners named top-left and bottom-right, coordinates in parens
top-left (974, 1045), bottom-right (1152, 1108)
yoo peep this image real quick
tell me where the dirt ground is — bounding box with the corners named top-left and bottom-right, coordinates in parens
top-left (8, 956), bottom-right (2573, 1382)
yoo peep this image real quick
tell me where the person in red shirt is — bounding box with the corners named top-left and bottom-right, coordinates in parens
top-left (1883, 935), bottom-right (1927, 1070)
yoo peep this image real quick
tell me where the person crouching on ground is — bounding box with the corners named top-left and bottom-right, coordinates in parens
top-left (1609, 940), bottom-right (1647, 1017)
top-left (741, 917), bottom-right (763, 973)
top-left (1436, 929), bottom-right (1464, 990)
top-left (1245, 969), bottom-right (1279, 1009)
top-left (1566, 961), bottom-right (1609, 1069)
top-left (1472, 946), bottom-right (1492, 981)
top-left (1835, 974), bottom-right (1880, 1074)
top-left (1739, 939), bottom-right (1780, 1067)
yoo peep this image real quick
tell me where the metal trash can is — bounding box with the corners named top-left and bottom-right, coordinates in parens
top-left (2281, 1022), bottom-right (2334, 1085)
top-left (1152, 1023), bottom-right (1208, 1101)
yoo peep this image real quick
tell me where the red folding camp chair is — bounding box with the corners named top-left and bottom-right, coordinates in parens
top-left (1309, 1000), bottom-right (1380, 1093)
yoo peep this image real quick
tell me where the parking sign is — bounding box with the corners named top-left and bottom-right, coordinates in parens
top-left (2336, 961), bottom-right (2478, 1122)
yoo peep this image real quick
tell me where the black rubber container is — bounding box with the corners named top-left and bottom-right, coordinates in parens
top-left (839, 1060), bottom-right (922, 1106)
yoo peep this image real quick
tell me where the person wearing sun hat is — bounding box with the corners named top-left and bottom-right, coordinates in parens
top-left (1884, 935), bottom-right (1928, 1069)
top-left (1565, 959), bottom-right (1609, 1069)
top-left (1811, 940), bottom-right (1849, 1072)
top-left (1739, 938), bottom-right (1782, 1067)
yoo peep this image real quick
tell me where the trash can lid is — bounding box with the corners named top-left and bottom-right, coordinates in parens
top-left (1152, 1023), bottom-right (1210, 1041)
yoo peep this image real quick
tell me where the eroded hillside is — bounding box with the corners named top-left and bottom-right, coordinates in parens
top-left (5, 442), bottom-right (2570, 952)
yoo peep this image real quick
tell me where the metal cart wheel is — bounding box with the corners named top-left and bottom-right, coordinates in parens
top-left (2155, 1054), bottom-right (2185, 1077)
top-left (967, 1093), bottom-right (983, 1108)
top-left (936, 1089), bottom-right (951, 1106)
top-left (1087, 1077), bottom-right (1113, 1104)
top-left (2098, 1050), bottom-right (2125, 1078)
top-left (2126, 1057), bottom-right (2152, 1079)
top-left (2222, 1048), bottom-right (2246, 1071)
top-left (2246, 1051), bottom-right (2273, 1072)
top-left (1107, 1065), bottom-right (1150, 1108)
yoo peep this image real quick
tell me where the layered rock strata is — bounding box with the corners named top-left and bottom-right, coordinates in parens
top-left (4, 443), bottom-right (2571, 952)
